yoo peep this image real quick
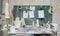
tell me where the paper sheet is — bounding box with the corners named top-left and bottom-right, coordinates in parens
top-left (23, 11), bottom-right (28, 18)
top-left (30, 6), bottom-right (35, 11)
top-left (38, 10), bottom-right (45, 18)
top-left (29, 11), bottom-right (34, 18)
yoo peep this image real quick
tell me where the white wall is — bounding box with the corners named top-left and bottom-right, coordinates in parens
top-left (3, 0), bottom-right (50, 13)
top-left (56, 0), bottom-right (60, 36)
top-left (8, 0), bottom-right (50, 14)
top-left (9, 0), bottom-right (50, 5)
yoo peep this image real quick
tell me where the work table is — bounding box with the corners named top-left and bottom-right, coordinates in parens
top-left (8, 26), bottom-right (54, 36)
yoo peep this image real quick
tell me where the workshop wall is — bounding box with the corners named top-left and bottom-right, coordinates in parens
top-left (2, 0), bottom-right (51, 25)
top-left (2, 0), bottom-right (60, 36)
top-left (2, 0), bottom-right (59, 25)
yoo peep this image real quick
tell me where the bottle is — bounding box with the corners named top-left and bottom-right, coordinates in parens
top-left (14, 17), bottom-right (20, 28)
top-left (20, 18), bottom-right (26, 27)
top-left (5, 3), bottom-right (10, 18)
top-left (32, 21), bottom-right (35, 27)
top-left (46, 21), bottom-right (51, 32)
top-left (36, 19), bottom-right (39, 27)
